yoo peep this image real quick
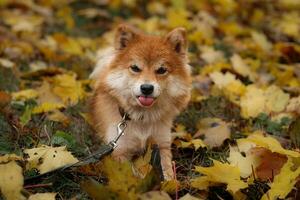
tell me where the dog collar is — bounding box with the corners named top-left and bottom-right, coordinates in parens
top-left (118, 107), bottom-right (131, 121)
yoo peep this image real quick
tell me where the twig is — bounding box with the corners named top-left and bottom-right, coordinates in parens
top-left (24, 183), bottom-right (52, 189)
top-left (172, 161), bottom-right (178, 200)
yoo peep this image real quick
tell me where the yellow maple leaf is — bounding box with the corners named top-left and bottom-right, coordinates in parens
top-left (0, 161), bottom-right (25, 200)
top-left (32, 102), bottom-right (64, 114)
top-left (35, 81), bottom-right (63, 105)
top-left (209, 71), bottom-right (246, 102)
top-left (278, 12), bottom-right (300, 38)
top-left (191, 160), bottom-right (247, 194)
top-left (240, 85), bottom-right (290, 118)
top-left (24, 145), bottom-right (78, 174)
top-left (239, 131), bottom-right (300, 158)
top-left (218, 22), bottom-right (247, 36)
top-left (201, 46), bottom-right (225, 64)
top-left (286, 96), bottom-right (300, 114)
top-left (196, 118), bottom-right (230, 147)
top-left (161, 179), bottom-right (179, 194)
top-left (28, 193), bottom-right (57, 200)
top-left (166, 8), bottom-right (191, 29)
top-left (240, 85), bottom-right (265, 118)
top-left (0, 58), bottom-right (15, 68)
top-left (251, 31), bottom-right (272, 52)
top-left (101, 157), bottom-right (140, 200)
top-left (12, 89), bottom-right (39, 100)
top-left (180, 139), bottom-right (206, 150)
top-left (0, 153), bottom-right (22, 163)
top-left (52, 73), bottom-right (85, 105)
top-left (190, 176), bottom-right (213, 190)
top-left (278, 0), bottom-right (300, 8)
top-left (132, 146), bottom-right (152, 178)
top-left (201, 62), bottom-right (231, 76)
top-left (138, 191), bottom-right (172, 200)
top-left (265, 85), bottom-right (290, 113)
top-left (2, 10), bottom-right (44, 32)
top-left (47, 110), bottom-right (69, 124)
top-left (214, 0), bottom-right (237, 15)
top-left (261, 157), bottom-right (300, 200)
top-left (228, 146), bottom-right (260, 178)
top-left (56, 6), bottom-right (74, 30)
top-left (230, 54), bottom-right (255, 80)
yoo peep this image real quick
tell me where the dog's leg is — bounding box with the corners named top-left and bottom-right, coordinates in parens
top-left (159, 145), bottom-right (174, 180)
top-left (152, 123), bottom-right (174, 180)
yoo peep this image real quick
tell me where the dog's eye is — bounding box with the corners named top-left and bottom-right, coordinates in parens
top-left (130, 65), bottom-right (141, 73)
top-left (156, 67), bottom-right (168, 75)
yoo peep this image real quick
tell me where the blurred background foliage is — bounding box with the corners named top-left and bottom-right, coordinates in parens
top-left (0, 0), bottom-right (300, 199)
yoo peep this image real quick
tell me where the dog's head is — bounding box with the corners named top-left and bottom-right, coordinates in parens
top-left (103, 24), bottom-right (191, 117)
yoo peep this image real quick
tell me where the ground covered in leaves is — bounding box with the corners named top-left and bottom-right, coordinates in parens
top-left (1, 0), bottom-right (300, 200)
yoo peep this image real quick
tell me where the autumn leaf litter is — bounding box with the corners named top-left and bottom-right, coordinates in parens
top-left (0, 0), bottom-right (300, 200)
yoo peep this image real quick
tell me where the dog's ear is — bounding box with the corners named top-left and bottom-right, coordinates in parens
top-left (165, 27), bottom-right (187, 54)
top-left (115, 24), bottom-right (140, 50)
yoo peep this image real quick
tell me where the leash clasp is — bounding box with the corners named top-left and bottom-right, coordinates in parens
top-left (109, 116), bottom-right (128, 149)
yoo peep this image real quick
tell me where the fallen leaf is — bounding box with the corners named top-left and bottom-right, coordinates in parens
top-left (190, 176), bottom-right (215, 190)
top-left (0, 154), bottom-right (22, 163)
top-left (100, 157), bottom-right (140, 199)
top-left (52, 73), bottom-right (85, 105)
top-left (265, 85), bottom-right (290, 113)
top-left (251, 31), bottom-right (272, 52)
top-left (35, 81), bottom-right (63, 105)
top-left (0, 58), bottom-right (15, 68)
top-left (52, 34), bottom-right (82, 55)
top-left (239, 131), bottom-right (300, 157)
top-left (47, 110), bottom-right (69, 124)
top-left (81, 178), bottom-right (118, 200)
top-left (251, 147), bottom-right (287, 181)
top-left (240, 85), bottom-right (266, 118)
top-left (200, 46), bottom-right (225, 64)
top-left (228, 146), bottom-right (259, 178)
top-left (32, 102), bottom-right (64, 114)
top-left (12, 89), bottom-right (39, 100)
top-left (195, 118), bottom-right (231, 147)
top-left (1, 10), bottom-right (44, 32)
top-left (179, 193), bottom-right (203, 200)
top-left (209, 71), bottom-right (246, 102)
top-left (139, 191), bottom-right (171, 200)
top-left (28, 193), bottom-right (57, 200)
top-left (0, 91), bottom-right (11, 106)
top-left (161, 179), bottom-right (179, 194)
top-left (24, 145), bottom-right (78, 174)
top-left (0, 161), bottom-right (25, 200)
top-left (261, 157), bottom-right (300, 200)
top-left (180, 139), bottom-right (206, 150)
top-left (240, 85), bottom-right (290, 118)
top-left (230, 54), bottom-right (255, 80)
top-left (29, 61), bottom-right (48, 71)
top-left (286, 96), bottom-right (300, 114)
top-left (166, 7), bottom-right (191, 29)
top-left (191, 160), bottom-right (247, 194)
top-left (132, 146), bottom-right (153, 178)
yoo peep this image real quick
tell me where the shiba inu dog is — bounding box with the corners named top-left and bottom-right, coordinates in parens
top-left (90, 24), bottom-right (191, 179)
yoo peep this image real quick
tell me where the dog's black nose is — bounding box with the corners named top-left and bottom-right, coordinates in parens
top-left (140, 84), bottom-right (154, 95)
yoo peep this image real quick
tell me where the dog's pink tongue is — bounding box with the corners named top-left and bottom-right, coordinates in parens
top-left (138, 96), bottom-right (154, 106)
